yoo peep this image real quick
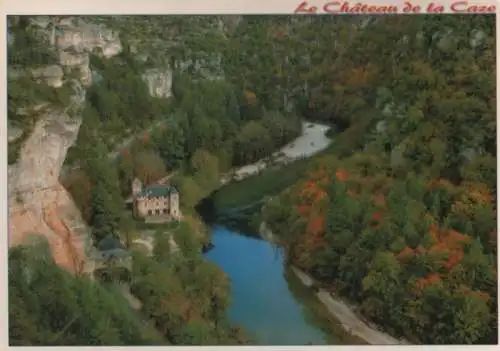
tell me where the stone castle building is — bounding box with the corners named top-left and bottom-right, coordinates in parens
top-left (131, 178), bottom-right (180, 221)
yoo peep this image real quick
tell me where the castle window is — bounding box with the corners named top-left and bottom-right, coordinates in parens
top-left (148, 210), bottom-right (152, 215)
top-left (155, 209), bottom-right (160, 215)
top-left (163, 209), bottom-right (168, 214)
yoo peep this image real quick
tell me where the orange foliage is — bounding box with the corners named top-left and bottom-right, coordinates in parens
top-left (345, 65), bottom-right (376, 86)
top-left (347, 189), bottom-right (359, 198)
top-left (310, 168), bottom-right (327, 178)
top-left (320, 176), bottom-right (330, 185)
top-left (429, 224), bottom-right (440, 244)
top-left (315, 189), bottom-right (327, 201)
top-left (297, 205), bottom-right (311, 216)
top-left (121, 149), bottom-right (130, 157)
top-left (372, 193), bottom-right (386, 207)
top-left (415, 273), bottom-right (441, 292)
top-left (275, 28), bottom-right (285, 38)
top-left (463, 182), bottom-right (494, 204)
top-left (397, 246), bottom-right (414, 261)
top-left (458, 287), bottom-right (491, 303)
top-left (457, 284), bottom-right (470, 295)
top-left (427, 178), bottom-right (454, 189)
top-left (307, 215), bottom-right (325, 235)
top-left (423, 225), bottom-right (471, 270)
top-left (447, 230), bottom-right (472, 246)
top-left (444, 249), bottom-right (464, 270)
top-left (415, 246), bottom-right (426, 254)
top-left (244, 90), bottom-right (258, 106)
top-left (372, 212), bottom-right (383, 221)
top-left (336, 169), bottom-right (349, 182)
top-left (473, 291), bottom-right (491, 303)
top-left (300, 178), bottom-right (328, 203)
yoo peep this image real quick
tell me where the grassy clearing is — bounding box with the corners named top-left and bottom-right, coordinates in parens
top-left (212, 157), bottom-right (312, 212)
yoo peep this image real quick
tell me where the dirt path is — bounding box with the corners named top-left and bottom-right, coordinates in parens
top-left (315, 289), bottom-right (404, 345)
top-left (118, 283), bottom-right (143, 310)
top-left (283, 239), bottom-right (408, 345)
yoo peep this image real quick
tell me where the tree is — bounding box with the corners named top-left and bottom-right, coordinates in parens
top-left (133, 151), bottom-right (168, 186)
top-left (82, 140), bottom-right (124, 242)
top-left (152, 122), bottom-right (186, 170)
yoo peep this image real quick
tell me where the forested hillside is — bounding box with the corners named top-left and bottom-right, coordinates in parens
top-left (261, 15), bottom-right (497, 344)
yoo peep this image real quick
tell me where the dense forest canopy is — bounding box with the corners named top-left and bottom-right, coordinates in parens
top-left (260, 14), bottom-right (497, 345)
top-left (8, 14), bottom-right (497, 345)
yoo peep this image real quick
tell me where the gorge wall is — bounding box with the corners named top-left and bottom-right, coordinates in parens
top-left (8, 16), bottom-right (123, 274)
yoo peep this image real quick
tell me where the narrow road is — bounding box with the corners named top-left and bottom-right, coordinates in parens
top-left (316, 289), bottom-right (405, 345)
top-left (106, 119), bottom-right (168, 160)
top-left (61, 118), bottom-right (169, 177)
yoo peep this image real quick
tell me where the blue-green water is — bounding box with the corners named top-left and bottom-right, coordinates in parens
top-left (205, 226), bottom-right (336, 345)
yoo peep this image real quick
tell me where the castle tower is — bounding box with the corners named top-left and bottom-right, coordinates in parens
top-left (132, 178), bottom-right (142, 197)
top-left (169, 186), bottom-right (180, 220)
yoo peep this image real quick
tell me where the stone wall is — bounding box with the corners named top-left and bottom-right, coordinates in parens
top-left (136, 195), bottom-right (170, 217)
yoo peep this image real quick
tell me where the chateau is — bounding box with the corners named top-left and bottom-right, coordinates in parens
top-left (131, 178), bottom-right (180, 221)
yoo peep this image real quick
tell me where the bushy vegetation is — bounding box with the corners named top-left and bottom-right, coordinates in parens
top-left (9, 241), bottom-right (167, 346)
top-left (130, 232), bottom-right (248, 345)
top-left (8, 16), bottom-right (58, 68)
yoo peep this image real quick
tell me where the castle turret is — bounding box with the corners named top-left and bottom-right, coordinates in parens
top-left (169, 186), bottom-right (180, 220)
top-left (132, 178), bottom-right (142, 197)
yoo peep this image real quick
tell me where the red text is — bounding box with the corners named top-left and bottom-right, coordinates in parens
top-left (450, 1), bottom-right (496, 13)
top-left (323, 1), bottom-right (398, 13)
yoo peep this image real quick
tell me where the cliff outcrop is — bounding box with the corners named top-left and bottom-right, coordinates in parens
top-left (142, 68), bottom-right (173, 99)
top-left (8, 16), bottom-right (122, 274)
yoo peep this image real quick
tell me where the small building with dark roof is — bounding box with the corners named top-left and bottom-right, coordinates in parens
top-left (131, 178), bottom-right (180, 221)
top-left (90, 234), bottom-right (132, 271)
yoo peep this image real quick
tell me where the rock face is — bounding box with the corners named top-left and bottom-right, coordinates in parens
top-left (142, 68), bottom-right (173, 99)
top-left (8, 109), bottom-right (92, 274)
top-left (31, 65), bottom-right (64, 88)
top-left (55, 18), bottom-right (122, 57)
top-left (8, 16), bottom-right (122, 275)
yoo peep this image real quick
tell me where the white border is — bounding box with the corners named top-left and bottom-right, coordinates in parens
top-left (1, 0), bottom-right (499, 350)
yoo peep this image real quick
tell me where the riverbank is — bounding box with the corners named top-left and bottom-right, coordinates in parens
top-left (259, 222), bottom-right (407, 345)
top-left (210, 122), bottom-right (332, 215)
top-left (221, 122), bottom-right (331, 184)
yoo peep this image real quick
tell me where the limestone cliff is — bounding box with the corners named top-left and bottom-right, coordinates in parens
top-left (8, 16), bottom-right (122, 274)
top-left (142, 68), bottom-right (173, 99)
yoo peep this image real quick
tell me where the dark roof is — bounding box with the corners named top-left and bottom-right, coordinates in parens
top-left (96, 234), bottom-right (126, 252)
top-left (91, 248), bottom-right (130, 261)
top-left (138, 184), bottom-right (178, 198)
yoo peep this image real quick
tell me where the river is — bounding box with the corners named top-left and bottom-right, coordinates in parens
top-left (202, 121), bottom-right (345, 345)
top-left (205, 226), bottom-right (339, 345)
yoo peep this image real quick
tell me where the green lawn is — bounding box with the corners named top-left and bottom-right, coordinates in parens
top-left (212, 157), bottom-right (312, 212)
